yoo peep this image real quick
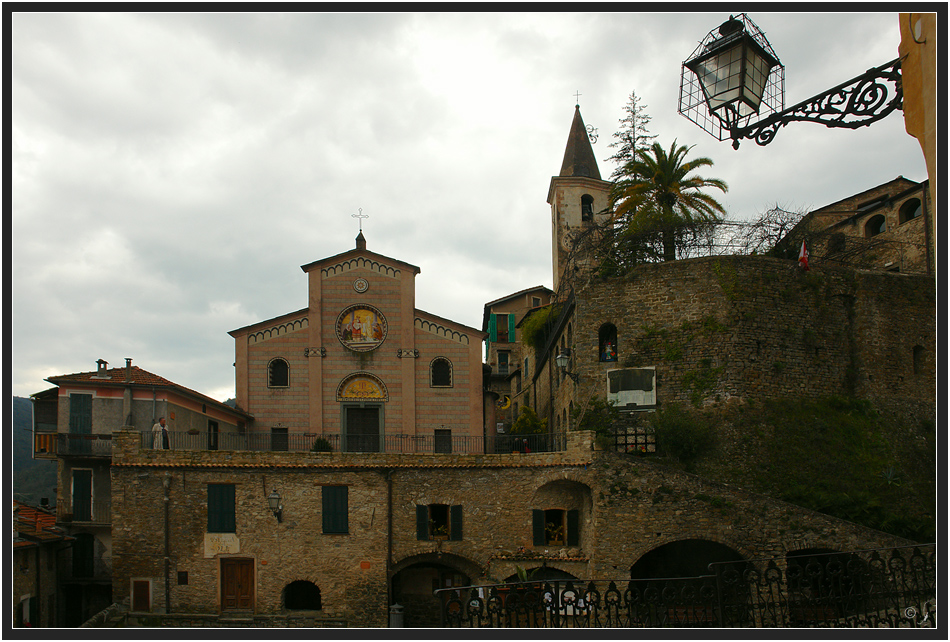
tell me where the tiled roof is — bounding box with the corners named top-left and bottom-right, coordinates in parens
top-left (13, 501), bottom-right (69, 543)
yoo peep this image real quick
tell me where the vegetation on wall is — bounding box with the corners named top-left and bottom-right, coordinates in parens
top-left (641, 396), bottom-right (935, 542)
top-left (520, 304), bottom-right (561, 353)
top-left (511, 406), bottom-right (548, 435)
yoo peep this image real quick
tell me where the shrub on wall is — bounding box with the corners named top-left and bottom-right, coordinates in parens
top-left (650, 403), bottom-right (716, 471)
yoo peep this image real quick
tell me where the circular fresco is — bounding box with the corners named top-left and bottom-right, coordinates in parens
top-left (337, 304), bottom-right (387, 352)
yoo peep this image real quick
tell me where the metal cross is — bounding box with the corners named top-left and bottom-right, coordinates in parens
top-left (352, 208), bottom-right (369, 232)
top-left (574, 91), bottom-right (582, 105)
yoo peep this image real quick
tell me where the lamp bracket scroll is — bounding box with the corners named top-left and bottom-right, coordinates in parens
top-left (729, 57), bottom-right (903, 149)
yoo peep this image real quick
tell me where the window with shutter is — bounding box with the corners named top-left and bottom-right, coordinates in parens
top-left (322, 486), bottom-right (348, 534)
top-left (416, 504), bottom-right (463, 540)
top-left (208, 484), bottom-right (236, 533)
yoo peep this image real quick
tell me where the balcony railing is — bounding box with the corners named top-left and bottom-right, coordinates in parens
top-left (58, 499), bottom-right (111, 525)
top-left (139, 430), bottom-right (566, 455)
top-left (34, 433), bottom-right (113, 458)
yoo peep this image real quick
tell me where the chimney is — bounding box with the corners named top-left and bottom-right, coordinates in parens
top-left (125, 358), bottom-right (133, 382)
top-left (96, 359), bottom-right (109, 376)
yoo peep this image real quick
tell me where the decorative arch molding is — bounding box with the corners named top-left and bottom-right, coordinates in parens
top-left (248, 318), bottom-right (308, 345)
top-left (322, 257), bottom-right (400, 279)
top-left (336, 372), bottom-right (389, 402)
top-left (415, 318), bottom-right (470, 345)
top-left (390, 551), bottom-right (485, 580)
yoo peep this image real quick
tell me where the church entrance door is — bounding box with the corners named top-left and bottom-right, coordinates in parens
top-left (345, 406), bottom-right (381, 452)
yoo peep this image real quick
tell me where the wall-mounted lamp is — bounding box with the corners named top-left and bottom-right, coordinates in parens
top-left (267, 489), bottom-right (283, 523)
top-left (679, 14), bottom-right (902, 149)
top-left (555, 349), bottom-right (579, 383)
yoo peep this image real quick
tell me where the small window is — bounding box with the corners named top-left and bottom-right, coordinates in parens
top-left (599, 324), bottom-right (618, 362)
top-left (416, 504), bottom-right (463, 541)
top-left (495, 313), bottom-right (513, 343)
top-left (498, 352), bottom-right (510, 376)
top-left (431, 358), bottom-right (453, 387)
top-left (899, 198), bottom-right (922, 224)
top-left (208, 421), bottom-right (219, 451)
top-left (913, 345), bottom-right (925, 375)
top-left (207, 484), bottom-right (236, 533)
top-left (865, 214), bottom-right (886, 237)
top-left (177, 571), bottom-right (189, 585)
top-left (532, 509), bottom-right (580, 547)
top-left (531, 296), bottom-right (542, 308)
top-left (581, 194), bottom-right (594, 222)
top-left (268, 358), bottom-right (289, 387)
top-left (322, 486), bottom-right (348, 534)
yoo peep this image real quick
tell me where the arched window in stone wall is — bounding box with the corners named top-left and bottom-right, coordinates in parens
top-left (284, 580), bottom-right (321, 610)
top-left (581, 194), bottom-right (594, 222)
top-left (268, 358), bottom-right (289, 388)
top-left (864, 214), bottom-right (886, 238)
top-left (899, 198), bottom-right (923, 224)
top-left (430, 357), bottom-right (452, 387)
top-left (913, 345), bottom-right (925, 375)
top-left (599, 324), bottom-right (618, 362)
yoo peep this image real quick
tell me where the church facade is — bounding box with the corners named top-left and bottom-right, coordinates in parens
top-left (227, 232), bottom-right (485, 452)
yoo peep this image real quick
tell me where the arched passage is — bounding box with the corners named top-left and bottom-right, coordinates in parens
top-left (630, 539), bottom-right (747, 579)
top-left (282, 580), bottom-right (321, 610)
top-left (390, 553), bottom-right (482, 628)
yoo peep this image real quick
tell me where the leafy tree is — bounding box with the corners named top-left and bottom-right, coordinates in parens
top-left (511, 406), bottom-right (547, 435)
top-left (606, 91), bottom-right (657, 180)
top-left (609, 141), bottom-right (728, 263)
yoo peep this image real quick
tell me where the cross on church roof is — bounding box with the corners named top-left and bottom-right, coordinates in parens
top-left (352, 208), bottom-right (369, 232)
top-left (574, 90), bottom-right (582, 106)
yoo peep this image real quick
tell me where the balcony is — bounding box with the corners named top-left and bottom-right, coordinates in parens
top-left (34, 433), bottom-right (113, 459)
top-left (57, 499), bottom-right (111, 525)
top-left (140, 430), bottom-right (566, 455)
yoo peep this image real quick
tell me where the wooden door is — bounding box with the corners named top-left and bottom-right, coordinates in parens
top-left (221, 558), bottom-right (254, 611)
top-left (132, 580), bottom-right (150, 612)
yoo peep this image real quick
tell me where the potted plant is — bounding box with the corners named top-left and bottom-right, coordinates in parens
top-left (311, 437), bottom-right (333, 452)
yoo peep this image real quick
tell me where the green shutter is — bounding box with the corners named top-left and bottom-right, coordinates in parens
top-left (69, 394), bottom-right (92, 435)
top-left (532, 509), bottom-right (545, 546)
top-left (208, 484), bottom-right (236, 533)
top-left (508, 314), bottom-right (517, 342)
top-left (567, 509), bottom-right (580, 546)
top-left (416, 505), bottom-right (429, 540)
top-left (322, 486), bottom-right (348, 534)
top-left (450, 505), bottom-right (463, 541)
top-left (488, 314), bottom-right (497, 343)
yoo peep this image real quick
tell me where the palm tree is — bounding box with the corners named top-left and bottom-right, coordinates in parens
top-left (609, 140), bottom-right (727, 262)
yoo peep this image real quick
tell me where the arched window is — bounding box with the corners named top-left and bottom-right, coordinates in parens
top-left (599, 323), bottom-right (618, 362)
top-left (283, 580), bottom-right (321, 610)
top-left (913, 345), bottom-right (925, 375)
top-left (430, 357), bottom-right (452, 387)
top-left (865, 214), bottom-right (886, 237)
top-left (899, 198), bottom-right (922, 224)
top-left (581, 194), bottom-right (594, 222)
top-left (268, 358), bottom-right (289, 387)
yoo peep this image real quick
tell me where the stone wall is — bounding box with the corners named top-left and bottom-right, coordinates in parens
top-left (110, 427), bottom-right (914, 627)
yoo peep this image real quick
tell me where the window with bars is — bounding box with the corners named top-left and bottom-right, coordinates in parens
top-left (431, 357), bottom-right (453, 387)
top-left (268, 358), bottom-right (289, 387)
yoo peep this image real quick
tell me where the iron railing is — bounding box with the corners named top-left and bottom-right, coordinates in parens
top-left (437, 545), bottom-right (936, 628)
top-left (34, 433), bottom-right (113, 458)
top-left (139, 430), bottom-right (566, 455)
top-left (57, 499), bottom-right (111, 525)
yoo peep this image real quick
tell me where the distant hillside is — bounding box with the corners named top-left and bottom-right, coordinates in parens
top-left (12, 396), bottom-right (57, 506)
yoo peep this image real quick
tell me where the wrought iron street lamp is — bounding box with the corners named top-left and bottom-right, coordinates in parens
top-left (680, 14), bottom-right (903, 149)
top-left (267, 489), bottom-right (283, 523)
top-left (555, 349), bottom-right (579, 382)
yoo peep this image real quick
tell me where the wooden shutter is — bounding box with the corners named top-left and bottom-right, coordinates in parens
top-left (69, 394), bottom-right (92, 434)
top-left (208, 484), bottom-right (236, 533)
top-left (567, 509), bottom-right (580, 546)
top-left (532, 509), bottom-right (545, 546)
top-left (488, 314), bottom-right (497, 342)
top-left (450, 505), bottom-right (463, 541)
top-left (508, 314), bottom-right (517, 342)
top-left (416, 505), bottom-right (429, 540)
top-left (322, 486), bottom-right (348, 534)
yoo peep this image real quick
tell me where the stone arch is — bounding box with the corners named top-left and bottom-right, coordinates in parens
top-left (390, 552), bottom-right (484, 628)
top-left (282, 579), bottom-right (321, 610)
top-left (864, 214), bottom-right (886, 237)
top-left (501, 565), bottom-right (579, 583)
top-left (899, 197), bottom-right (922, 224)
top-left (630, 538), bottom-right (748, 580)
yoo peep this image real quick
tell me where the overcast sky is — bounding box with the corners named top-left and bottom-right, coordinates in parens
top-left (11, 11), bottom-right (927, 402)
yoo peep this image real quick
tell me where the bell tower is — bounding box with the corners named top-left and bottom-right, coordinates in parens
top-left (548, 104), bottom-right (612, 291)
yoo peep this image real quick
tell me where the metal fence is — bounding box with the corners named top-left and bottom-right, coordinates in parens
top-left (34, 433), bottom-right (114, 458)
top-left (437, 545), bottom-right (936, 628)
top-left (140, 430), bottom-right (566, 455)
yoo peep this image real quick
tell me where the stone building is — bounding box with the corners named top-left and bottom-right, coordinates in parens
top-left (12, 501), bottom-right (69, 628)
top-left (774, 176), bottom-right (934, 276)
top-left (30, 359), bottom-right (249, 625)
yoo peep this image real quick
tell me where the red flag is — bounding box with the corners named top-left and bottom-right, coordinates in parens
top-left (798, 240), bottom-right (810, 271)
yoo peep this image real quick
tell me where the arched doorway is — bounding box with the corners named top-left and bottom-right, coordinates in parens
top-left (282, 580), bottom-right (321, 611)
top-left (390, 554), bottom-right (481, 628)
